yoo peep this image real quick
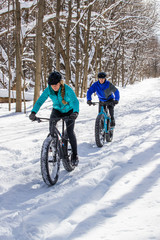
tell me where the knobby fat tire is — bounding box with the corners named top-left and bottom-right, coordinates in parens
top-left (62, 130), bottom-right (75, 172)
top-left (95, 114), bottom-right (105, 147)
top-left (41, 135), bottom-right (60, 186)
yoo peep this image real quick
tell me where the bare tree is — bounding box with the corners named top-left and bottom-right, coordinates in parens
top-left (8, 0), bottom-right (11, 110)
top-left (15, 0), bottom-right (22, 112)
top-left (81, 0), bottom-right (92, 97)
top-left (55, 0), bottom-right (61, 71)
top-left (0, 0), bottom-right (160, 108)
top-left (64, 0), bottom-right (72, 84)
top-left (75, 0), bottom-right (80, 96)
top-left (34, 0), bottom-right (45, 104)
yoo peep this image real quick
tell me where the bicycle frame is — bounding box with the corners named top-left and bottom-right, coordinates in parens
top-left (36, 116), bottom-right (67, 136)
top-left (54, 120), bottom-right (69, 160)
top-left (36, 116), bottom-right (69, 159)
top-left (99, 105), bottom-right (113, 133)
top-left (92, 102), bottom-right (113, 133)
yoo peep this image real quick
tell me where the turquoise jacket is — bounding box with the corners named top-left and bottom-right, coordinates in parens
top-left (32, 84), bottom-right (79, 114)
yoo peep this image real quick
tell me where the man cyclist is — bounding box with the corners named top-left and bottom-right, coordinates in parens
top-left (87, 72), bottom-right (120, 127)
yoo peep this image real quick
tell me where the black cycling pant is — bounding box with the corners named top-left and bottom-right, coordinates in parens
top-left (108, 105), bottom-right (114, 120)
top-left (49, 108), bottom-right (78, 156)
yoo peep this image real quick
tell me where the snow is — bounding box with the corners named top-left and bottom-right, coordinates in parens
top-left (0, 78), bottom-right (160, 240)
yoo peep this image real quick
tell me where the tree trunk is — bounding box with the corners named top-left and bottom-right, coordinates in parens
top-left (121, 44), bottom-right (125, 87)
top-left (95, 41), bottom-right (98, 83)
top-left (8, 0), bottom-right (11, 111)
top-left (22, 61), bottom-right (26, 113)
top-left (15, 0), bottom-right (22, 112)
top-left (22, 80), bottom-right (26, 113)
top-left (112, 49), bottom-right (119, 85)
top-left (34, 0), bottom-right (44, 104)
top-left (99, 46), bottom-right (102, 72)
top-left (55, 0), bottom-right (61, 71)
top-left (81, 0), bottom-right (92, 96)
top-left (75, 0), bottom-right (80, 96)
top-left (65, 0), bottom-right (72, 85)
top-left (43, 36), bottom-right (47, 90)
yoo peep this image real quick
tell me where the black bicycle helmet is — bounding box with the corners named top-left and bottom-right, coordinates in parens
top-left (98, 72), bottom-right (106, 79)
top-left (48, 71), bottom-right (62, 85)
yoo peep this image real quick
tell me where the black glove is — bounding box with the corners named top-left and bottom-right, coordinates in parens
top-left (107, 99), bottom-right (115, 107)
top-left (87, 100), bottom-right (92, 106)
top-left (70, 112), bottom-right (78, 119)
top-left (114, 100), bottom-right (119, 105)
top-left (29, 112), bottom-right (36, 121)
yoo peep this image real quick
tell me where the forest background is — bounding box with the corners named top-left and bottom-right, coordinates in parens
top-left (0, 0), bottom-right (160, 112)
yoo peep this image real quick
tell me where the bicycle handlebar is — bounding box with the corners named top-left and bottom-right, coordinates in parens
top-left (35, 117), bottom-right (50, 122)
top-left (90, 102), bottom-right (99, 106)
top-left (90, 101), bottom-right (115, 107)
top-left (35, 116), bottom-right (72, 123)
top-left (34, 116), bottom-right (71, 139)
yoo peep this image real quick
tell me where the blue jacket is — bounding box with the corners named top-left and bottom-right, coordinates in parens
top-left (32, 84), bottom-right (79, 114)
top-left (87, 80), bottom-right (120, 102)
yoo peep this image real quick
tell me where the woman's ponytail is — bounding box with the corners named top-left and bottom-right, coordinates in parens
top-left (60, 80), bottom-right (68, 105)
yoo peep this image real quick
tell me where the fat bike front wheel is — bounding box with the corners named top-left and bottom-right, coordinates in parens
top-left (62, 131), bottom-right (75, 171)
top-left (95, 114), bottom-right (105, 147)
top-left (41, 135), bottom-right (60, 186)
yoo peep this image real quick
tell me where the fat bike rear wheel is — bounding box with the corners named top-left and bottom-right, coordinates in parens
top-left (62, 130), bottom-right (75, 171)
top-left (95, 114), bottom-right (105, 147)
top-left (41, 135), bottom-right (60, 186)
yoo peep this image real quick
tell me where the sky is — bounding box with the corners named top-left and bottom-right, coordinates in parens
top-left (0, 78), bottom-right (160, 240)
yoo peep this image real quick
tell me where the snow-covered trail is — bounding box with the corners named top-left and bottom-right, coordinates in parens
top-left (0, 78), bottom-right (160, 240)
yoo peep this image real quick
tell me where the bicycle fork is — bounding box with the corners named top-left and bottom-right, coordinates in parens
top-left (105, 116), bottom-right (114, 133)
